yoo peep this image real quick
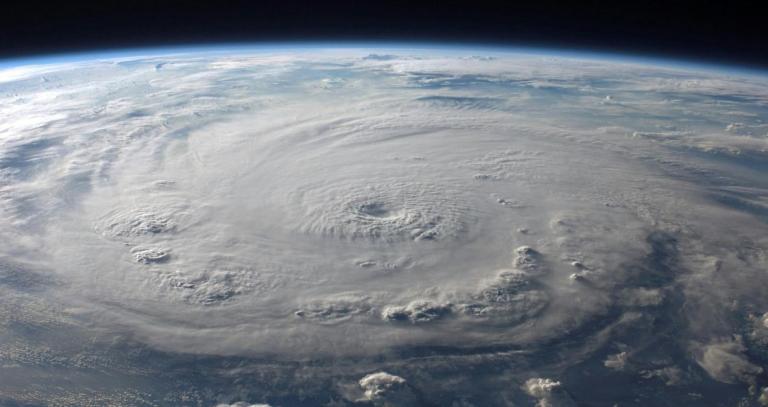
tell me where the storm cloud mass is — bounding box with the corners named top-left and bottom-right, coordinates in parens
top-left (1, 47), bottom-right (768, 406)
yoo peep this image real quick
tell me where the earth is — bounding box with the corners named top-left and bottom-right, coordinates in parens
top-left (1, 45), bottom-right (768, 406)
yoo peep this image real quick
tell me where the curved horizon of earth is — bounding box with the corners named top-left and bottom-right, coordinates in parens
top-left (0, 45), bottom-right (767, 406)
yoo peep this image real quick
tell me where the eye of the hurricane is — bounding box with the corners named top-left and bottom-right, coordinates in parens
top-left (289, 181), bottom-right (470, 242)
top-left (357, 202), bottom-right (403, 219)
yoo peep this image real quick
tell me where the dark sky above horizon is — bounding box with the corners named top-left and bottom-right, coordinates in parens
top-left (1, 0), bottom-right (766, 69)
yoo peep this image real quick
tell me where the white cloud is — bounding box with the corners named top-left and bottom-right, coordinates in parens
top-left (359, 372), bottom-right (416, 406)
top-left (694, 337), bottom-right (763, 384)
top-left (604, 351), bottom-right (629, 370)
top-left (523, 378), bottom-right (575, 407)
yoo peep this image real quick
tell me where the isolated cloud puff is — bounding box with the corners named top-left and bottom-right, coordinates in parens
top-left (523, 378), bottom-right (576, 407)
top-left (694, 337), bottom-right (763, 385)
top-left (359, 372), bottom-right (417, 406)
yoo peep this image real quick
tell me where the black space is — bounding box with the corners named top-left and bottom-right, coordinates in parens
top-left (1, 0), bottom-right (766, 69)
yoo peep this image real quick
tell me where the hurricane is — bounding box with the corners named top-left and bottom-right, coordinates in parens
top-left (1, 46), bottom-right (768, 406)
